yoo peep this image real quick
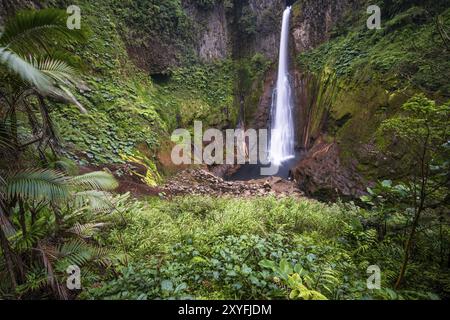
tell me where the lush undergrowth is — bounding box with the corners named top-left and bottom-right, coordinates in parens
top-left (79, 195), bottom-right (448, 300)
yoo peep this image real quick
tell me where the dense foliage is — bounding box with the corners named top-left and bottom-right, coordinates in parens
top-left (0, 1), bottom-right (449, 301)
top-left (81, 195), bottom-right (448, 300)
top-left (298, 5), bottom-right (450, 96)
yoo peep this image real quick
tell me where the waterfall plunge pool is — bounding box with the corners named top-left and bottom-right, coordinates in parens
top-left (225, 150), bottom-right (304, 181)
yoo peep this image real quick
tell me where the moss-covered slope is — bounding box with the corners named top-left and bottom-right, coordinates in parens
top-left (292, 0), bottom-right (450, 195)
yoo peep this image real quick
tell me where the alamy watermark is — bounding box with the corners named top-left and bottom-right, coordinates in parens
top-left (171, 121), bottom-right (280, 176)
top-left (66, 265), bottom-right (81, 290)
top-left (367, 265), bottom-right (381, 290)
top-left (67, 5), bottom-right (81, 30)
top-left (367, 5), bottom-right (382, 30)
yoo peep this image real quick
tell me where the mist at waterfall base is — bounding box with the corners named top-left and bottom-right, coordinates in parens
top-left (228, 7), bottom-right (301, 181)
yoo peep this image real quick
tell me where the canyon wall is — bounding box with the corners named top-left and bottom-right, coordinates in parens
top-left (287, 0), bottom-right (450, 198)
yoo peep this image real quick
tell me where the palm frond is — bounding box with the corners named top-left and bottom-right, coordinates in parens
top-left (37, 242), bottom-right (68, 300)
top-left (5, 169), bottom-right (69, 203)
top-left (0, 46), bottom-right (52, 92)
top-left (57, 239), bottom-right (93, 267)
top-left (50, 158), bottom-right (78, 175)
top-left (30, 56), bottom-right (78, 85)
top-left (50, 84), bottom-right (87, 113)
top-left (0, 47), bottom-right (85, 109)
top-left (27, 56), bottom-right (87, 113)
top-left (0, 9), bottom-right (87, 55)
top-left (69, 171), bottom-right (119, 191)
top-left (56, 239), bottom-right (117, 270)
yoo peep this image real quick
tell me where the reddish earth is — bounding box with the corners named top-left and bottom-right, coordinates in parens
top-left (79, 163), bottom-right (162, 197)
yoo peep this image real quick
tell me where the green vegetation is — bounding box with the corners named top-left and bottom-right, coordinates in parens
top-left (0, 1), bottom-right (449, 301)
top-left (0, 8), bottom-right (121, 298)
top-left (33, 0), bottom-right (238, 169)
top-left (298, 6), bottom-right (450, 96)
top-left (79, 195), bottom-right (448, 300)
top-left (295, 0), bottom-right (450, 182)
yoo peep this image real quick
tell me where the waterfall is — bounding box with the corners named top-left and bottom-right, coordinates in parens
top-left (269, 6), bottom-right (295, 167)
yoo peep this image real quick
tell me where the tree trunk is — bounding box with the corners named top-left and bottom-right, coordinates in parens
top-left (394, 206), bottom-right (422, 289)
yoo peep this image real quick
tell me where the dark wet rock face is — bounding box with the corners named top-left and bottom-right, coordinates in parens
top-left (292, 137), bottom-right (366, 199)
top-left (291, 0), bottom-right (360, 53)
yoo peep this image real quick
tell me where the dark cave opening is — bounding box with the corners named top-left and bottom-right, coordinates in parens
top-left (150, 72), bottom-right (171, 84)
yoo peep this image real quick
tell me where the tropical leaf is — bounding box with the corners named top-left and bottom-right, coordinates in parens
top-left (50, 158), bottom-right (78, 175)
top-left (73, 190), bottom-right (113, 212)
top-left (16, 265), bottom-right (49, 294)
top-left (69, 171), bottom-right (118, 191)
top-left (37, 242), bottom-right (69, 300)
top-left (30, 56), bottom-right (78, 84)
top-left (0, 9), bottom-right (87, 55)
top-left (5, 169), bottom-right (69, 202)
top-left (27, 55), bottom-right (87, 113)
top-left (51, 84), bottom-right (87, 113)
top-left (0, 46), bottom-right (52, 92)
top-left (68, 222), bottom-right (106, 239)
top-left (57, 239), bottom-right (93, 267)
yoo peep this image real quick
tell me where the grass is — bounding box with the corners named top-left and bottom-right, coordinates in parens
top-left (79, 195), bottom-right (449, 300)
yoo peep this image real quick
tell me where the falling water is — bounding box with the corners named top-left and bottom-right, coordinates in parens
top-left (269, 6), bottom-right (295, 166)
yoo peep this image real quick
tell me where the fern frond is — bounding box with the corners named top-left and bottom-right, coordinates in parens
top-left (73, 190), bottom-right (113, 212)
top-left (68, 222), bottom-right (106, 239)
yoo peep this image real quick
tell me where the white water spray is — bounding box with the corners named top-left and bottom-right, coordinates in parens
top-left (269, 6), bottom-right (295, 166)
